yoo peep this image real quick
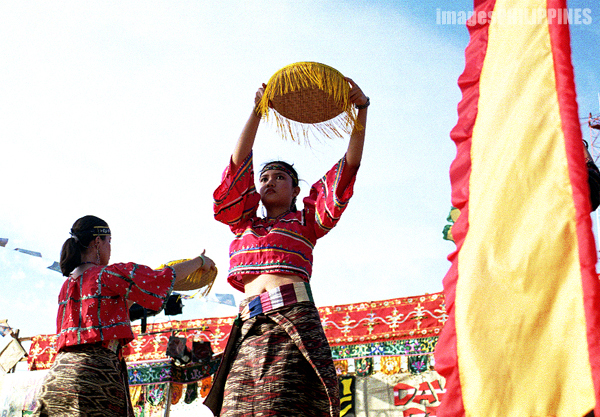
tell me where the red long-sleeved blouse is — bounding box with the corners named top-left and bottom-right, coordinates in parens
top-left (56, 263), bottom-right (175, 351)
top-left (213, 152), bottom-right (357, 292)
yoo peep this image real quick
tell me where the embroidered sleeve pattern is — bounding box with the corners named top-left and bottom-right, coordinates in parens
top-left (307, 156), bottom-right (357, 238)
top-left (55, 263), bottom-right (175, 349)
top-left (100, 263), bottom-right (176, 311)
top-left (214, 152), bottom-right (261, 228)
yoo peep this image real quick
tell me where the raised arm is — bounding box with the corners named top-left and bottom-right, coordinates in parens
top-left (338, 77), bottom-right (369, 193)
top-left (232, 85), bottom-right (266, 170)
top-left (170, 251), bottom-right (215, 286)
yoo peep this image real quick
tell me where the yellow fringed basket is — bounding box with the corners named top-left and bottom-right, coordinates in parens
top-left (256, 62), bottom-right (359, 144)
top-left (158, 259), bottom-right (217, 294)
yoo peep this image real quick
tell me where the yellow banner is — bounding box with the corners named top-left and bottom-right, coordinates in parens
top-left (455, 0), bottom-right (595, 415)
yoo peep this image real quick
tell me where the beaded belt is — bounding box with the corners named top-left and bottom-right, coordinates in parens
top-left (240, 282), bottom-right (314, 321)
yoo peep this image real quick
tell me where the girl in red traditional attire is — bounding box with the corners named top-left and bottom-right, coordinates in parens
top-left (33, 215), bottom-right (214, 416)
top-left (205, 79), bottom-right (369, 417)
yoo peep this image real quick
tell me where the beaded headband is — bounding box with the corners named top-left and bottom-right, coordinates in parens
top-left (260, 163), bottom-right (299, 187)
top-left (70, 226), bottom-right (111, 243)
top-left (91, 226), bottom-right (111, 236)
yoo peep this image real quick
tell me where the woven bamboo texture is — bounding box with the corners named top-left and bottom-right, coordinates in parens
top-left (256, 61), bottom-right (358, 143)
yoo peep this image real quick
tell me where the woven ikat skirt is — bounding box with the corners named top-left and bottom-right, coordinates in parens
top-left (32, 345), bottom-right (133, 417)
top-left (218, 300), bottom-right (340, 417)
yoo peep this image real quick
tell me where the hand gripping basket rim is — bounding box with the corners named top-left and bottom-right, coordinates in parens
top-left (158, 259), bottom-right (218, 294)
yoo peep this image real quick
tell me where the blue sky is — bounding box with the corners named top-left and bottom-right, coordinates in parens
top-left (1, 0), bottom-right (598, 345)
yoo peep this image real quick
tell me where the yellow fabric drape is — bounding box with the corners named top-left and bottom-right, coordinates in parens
top-left (454, 0), bottom-right (595, 415)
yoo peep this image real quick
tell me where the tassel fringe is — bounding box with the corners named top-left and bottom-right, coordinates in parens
top-left (158, 259), bottom-right (217, 296)
top-left (256, 62), bottom-right (362, 145)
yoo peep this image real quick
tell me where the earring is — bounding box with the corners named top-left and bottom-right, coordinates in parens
top-left (96, 247), bottom-right (101, 264)
top-left (291, 196), bottom-right (297, 211)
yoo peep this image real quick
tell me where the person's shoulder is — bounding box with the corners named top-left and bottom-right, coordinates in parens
top-left (100, 262), bottom-right (143, 274)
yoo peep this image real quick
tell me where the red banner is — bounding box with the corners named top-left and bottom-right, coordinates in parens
top-left (28, 292), bottom-right (445, 370)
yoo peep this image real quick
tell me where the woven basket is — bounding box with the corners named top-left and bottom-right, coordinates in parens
top-left (270, 87), bottom-right (343, 124)
top-left (256, 62), bottom-right (358, 144)
top-left (158, 259), bottom-right (217, 294)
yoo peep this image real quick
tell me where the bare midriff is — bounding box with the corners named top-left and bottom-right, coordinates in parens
top-left (242, 273), bottom-right (306, 297)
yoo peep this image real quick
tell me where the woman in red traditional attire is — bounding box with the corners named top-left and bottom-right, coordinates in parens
top-left (205, 78), bottom-right (369, 417)
top-left (33, 215), bottom-right (214, 416)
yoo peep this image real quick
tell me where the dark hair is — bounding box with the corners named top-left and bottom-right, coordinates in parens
top-left (260, 160), bottom-right (300, 211)
top-left (60, 215), bottom-right (109, 276)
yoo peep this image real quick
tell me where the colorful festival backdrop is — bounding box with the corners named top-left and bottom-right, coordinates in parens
top-left (16, 293), bottom-right (447, 416)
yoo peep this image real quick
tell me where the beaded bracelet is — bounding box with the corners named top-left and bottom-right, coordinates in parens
top-left (356, 97), bottom-right (370, 110)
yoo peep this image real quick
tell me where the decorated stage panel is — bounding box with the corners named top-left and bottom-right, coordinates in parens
top-left (23, 292), bottom-right (447, 416)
